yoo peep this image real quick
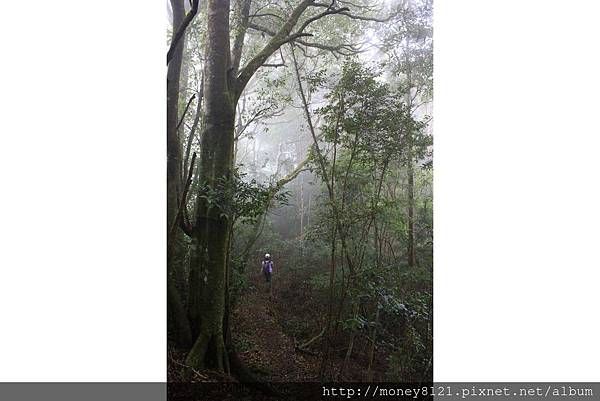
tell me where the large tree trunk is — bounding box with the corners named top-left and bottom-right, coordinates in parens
top-left (186, 0), bottom-right (235, 371)
top-left (167, 0), bottom-right (192, 349)
top-left (182, 0), bottom-right (322, 373)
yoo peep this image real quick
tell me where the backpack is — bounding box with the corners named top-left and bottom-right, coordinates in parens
top-left (262, 260), bottom-right (273, 274)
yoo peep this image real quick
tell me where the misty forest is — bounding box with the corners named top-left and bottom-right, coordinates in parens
top-left (167, 0), bottom-right (433, 386)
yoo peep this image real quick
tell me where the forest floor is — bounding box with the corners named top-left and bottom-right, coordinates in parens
top-left (168, 263), bottom-right (389, 386)
top-left (231, 273), bottom-right (318, 381)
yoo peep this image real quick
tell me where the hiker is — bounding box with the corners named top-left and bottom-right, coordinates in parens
top-left (261, 253), bottom-right (274, 291)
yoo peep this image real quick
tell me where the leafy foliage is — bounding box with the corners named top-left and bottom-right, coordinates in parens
top-left (198, 168), bottom-right (289, 225)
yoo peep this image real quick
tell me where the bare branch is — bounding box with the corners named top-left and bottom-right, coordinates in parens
top-left (169, 152), bottom-right (197, 240)
top-left (275, 157), bottom-right (310, 189)
top-left (167, 0), bottom-right (200, 65)
top-left (338, 10), bottom-right (394, 23)
top-left (175, 93), bottom-right (197, 133)
top-left (250, 12), bottom-right (285, 21)
top-left (246, 23), bottom-right (280, 37)
top-left (311, 1), bottom-right (395, 22)
top-left (295, 7), bottom-right (349, 34)
top-left (235, 0), bottom-right (316, 98)
top-left (235, 106), bottom-right (274, 140)
top-left (183, 74), bottom-right (204, 180)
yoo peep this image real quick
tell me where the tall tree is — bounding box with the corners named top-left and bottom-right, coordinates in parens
top-left (382, 0), bottom-right (432, 268)
top-left (185, 0), bottom-right (235, 370)
top-left (167, 0), bottom-right (192, 348)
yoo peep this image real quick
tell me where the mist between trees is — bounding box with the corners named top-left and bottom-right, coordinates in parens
top-left (166, 0), bottom-right (432, 388)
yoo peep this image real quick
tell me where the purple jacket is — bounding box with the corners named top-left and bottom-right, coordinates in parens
top-left (262, 260), bottom-right (273, 274)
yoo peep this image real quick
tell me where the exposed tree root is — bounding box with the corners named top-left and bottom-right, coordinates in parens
top-left (229, 349), bottom-right (282, 397)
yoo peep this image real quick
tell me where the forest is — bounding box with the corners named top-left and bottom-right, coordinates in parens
top-left (166, 0), bottom-right (433, 391)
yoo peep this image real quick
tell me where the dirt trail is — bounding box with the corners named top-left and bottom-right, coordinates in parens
top-left (232, 273), bottom-right (317, 381)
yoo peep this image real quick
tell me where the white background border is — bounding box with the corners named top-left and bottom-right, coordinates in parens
top-left (434, 0), bottom-right (600, 380)
top-left (0, 1), bottom-right (165, 381)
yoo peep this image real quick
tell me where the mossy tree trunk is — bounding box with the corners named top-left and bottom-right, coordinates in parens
top-left (185, 0), bottom-right (235, 371)
top-left (181, 0), bottom-right (338, 372)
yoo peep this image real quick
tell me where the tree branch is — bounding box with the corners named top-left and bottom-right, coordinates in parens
top-left (167, 0), bottom-right (200, 65)
top-left (170, 152), bottom-right (197, 240)
top-left (250, 12), bottom-right (285, 21)
top-left (248, 22), bottom-right (362, 56)
top-left (234, 105), bottom-right (279, 141)
top-left (275, 157), bottom-right (310, 189)
top-left (295, 7), bottom-right (349, 34)
top-left (238, 155), bottom-right (310, 264)
top-left (338, 10), bottom-right (394, 22)
top-left (183, 75), bottom-right (204, 180)
top-left (311, 1), bottom-right (395, 21)
top-left (175, 93), bottom-right (196, 133)
top-left (296, 326), bottom-right (325, 351)
top-left (235, 0), bottom-right (316, 98)
top-left (262, 62), bottom-right (286, 67)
